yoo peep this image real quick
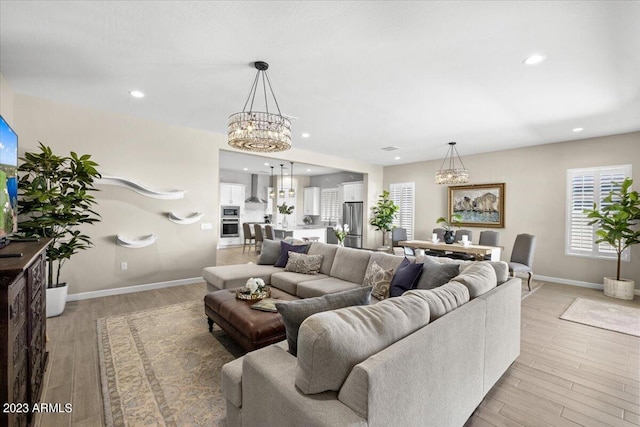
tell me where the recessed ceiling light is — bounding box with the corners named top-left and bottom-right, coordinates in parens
top-left (523, 54), bottom-right (546, 65)
top-left (306, 168), bottom-right (311, 172)
top-left (243, 167), bottom-right (248, 171)
top-left (129, 90), bottom-right (145, 98)
top-left (572, 127), bottom-right (584, 132)
top-left (301, 133), bottom-right (310, 138)
top-left (394, 156), bottom-right (401, 160)
top-left (263, 162), bottom-right (270, 166)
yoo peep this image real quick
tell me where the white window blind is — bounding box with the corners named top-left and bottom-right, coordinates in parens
top-left (566, 165), bottom-right (631, 260)
top-left (389, 182), bottom-right (415, 240)
top-left (321, 188), bottom-right (339, 222)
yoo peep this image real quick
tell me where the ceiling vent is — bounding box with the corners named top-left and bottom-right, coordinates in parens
top-left (381, 146), bottom-right (400, 151)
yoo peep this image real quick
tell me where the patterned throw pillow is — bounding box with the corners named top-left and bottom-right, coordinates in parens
top-left (363, 261), bottom-right (394, 300)
top-left (284, 252), bottom-right (324, 275)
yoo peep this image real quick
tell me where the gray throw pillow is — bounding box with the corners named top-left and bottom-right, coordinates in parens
top-left (275, 286), bottom-right (372, 356)
top-left (257, 239), bottom-right (281, 265)
top-left (415, 256), bottom-right (460, 290)
top-left (284, 252), bottom-right (324, 275)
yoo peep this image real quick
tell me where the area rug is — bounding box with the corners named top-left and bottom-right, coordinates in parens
top-left (97, 301), bottom-right (244, 427)
top-left (560, 298), bottom-right (640, 337)
top-left (521, 281), bottom-right (544, 300)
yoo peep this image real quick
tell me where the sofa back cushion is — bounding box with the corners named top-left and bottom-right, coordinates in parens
top-left (414, 256), bottom-right (460, 290)
top-left (307, 242), bottom-right (339, 275)
top-left (453, 262), bottom-right (497, 298)
top-left (404, 282), bottom-right (470, 321)
top-left (365, 252), bottom-right (406, 273)
top-left (295, 293), bottom-right (430, 394)
top-left (418, 255), bottom-right (509, 285)
top-left (329, 247), bottom-right (372, 284)
top-left (275, 286), bottom-right (372, 356)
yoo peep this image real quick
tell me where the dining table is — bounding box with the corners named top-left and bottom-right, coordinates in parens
top-left (399, 240), bottom-right (502, 261)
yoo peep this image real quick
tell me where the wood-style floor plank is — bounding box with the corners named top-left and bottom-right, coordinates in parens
top-left (36, 247), bottom-right (640, 426)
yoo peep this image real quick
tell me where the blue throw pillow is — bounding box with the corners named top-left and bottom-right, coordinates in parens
top-left (389, 257), bottom-right (424, 297)
top-left (274, 241), bottom-right (309, 267)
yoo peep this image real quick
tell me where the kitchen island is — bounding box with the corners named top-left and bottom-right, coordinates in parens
top-left (273, 225), bottom-right (327, 243)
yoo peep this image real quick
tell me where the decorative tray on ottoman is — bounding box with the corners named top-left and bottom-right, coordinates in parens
top-left (236, 287), bottom-right (271, 301)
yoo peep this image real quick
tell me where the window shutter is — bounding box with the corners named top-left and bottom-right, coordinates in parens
top-left (389, 182), bottom-right (415, 240)
top-left (566, 165), bottom-right (631, 260)
top-left (321, 188), bottom-right (339, 222)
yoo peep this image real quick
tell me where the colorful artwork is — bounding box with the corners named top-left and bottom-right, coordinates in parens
top-left (448, 183), bottom-right (505, 228)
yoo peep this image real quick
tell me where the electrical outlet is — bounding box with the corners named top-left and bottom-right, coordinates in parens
top-left (120, 262), bottom-right (128, 271)
top-left (201, 222), bottom-right (213, 230)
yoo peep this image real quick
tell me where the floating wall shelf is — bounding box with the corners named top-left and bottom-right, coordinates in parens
top-left (167, 211), bottom-right (204, 225)
top-left (97, 175), bottom-right (185, 200)
top-left (116, 234), bottom-right (158, 248)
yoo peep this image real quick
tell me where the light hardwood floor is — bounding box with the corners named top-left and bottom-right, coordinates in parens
top-left (37, 246), bottom-right (639, 426)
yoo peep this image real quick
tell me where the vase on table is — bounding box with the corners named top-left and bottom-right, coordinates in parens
top-left (282, 215), bottom-right (289, 229)
top-left (337, 240), bottom-right (344, 247)
top-left (443, 230), bottom-right (456, 244)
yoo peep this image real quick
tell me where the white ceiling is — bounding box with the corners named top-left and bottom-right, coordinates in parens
top-left (219, 150), bottom-right (343, 177)
top-left (1, 1), bottom-right (639, 169)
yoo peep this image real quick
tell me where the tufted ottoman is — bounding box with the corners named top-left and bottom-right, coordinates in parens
top-left (204, 287), bottom-right (298, 351)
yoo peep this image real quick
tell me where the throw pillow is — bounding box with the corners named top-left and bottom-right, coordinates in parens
top-left (284, 252), bottom-right (324, 275)
top-left (257, 239), bottom-right (282, 265)
top-left (389, 257), bottom-right (424, 297)
top-left (274, 241), bottom-right (309, 268)
top-left (363, 261), bottom-right (394, 300)
top-left (274, 286), bottom-right (372, 356)
top-left (414, 256), bottom-right (460, 290)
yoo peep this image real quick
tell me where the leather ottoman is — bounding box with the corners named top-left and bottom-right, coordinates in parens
top-left (204, 287), bottom-right (299, 352)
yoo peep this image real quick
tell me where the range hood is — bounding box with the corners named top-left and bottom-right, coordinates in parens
top-left (245, 174), bottom-right (268, 203)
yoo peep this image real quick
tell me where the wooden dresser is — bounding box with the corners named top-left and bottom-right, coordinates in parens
top-left (1, 239), bottom-right (50, 427)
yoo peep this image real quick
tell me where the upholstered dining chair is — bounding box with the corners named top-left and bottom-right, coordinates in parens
top-left (264, 224), bottom-right (275, 240)
top-left (242, 223), bottom-right (255, 254)
top-left (425, 228), bottom-right (447, 256)
top-left (254, 225), bottom-right (264, 255)
top-left (443, 229), bottom-right (473, 259)
top-left (391, 227), bottom-right (414, 256)
top-left (509, 233), bottom-right (537, 290)
top-left (479, 231), bottom-right (500, 260)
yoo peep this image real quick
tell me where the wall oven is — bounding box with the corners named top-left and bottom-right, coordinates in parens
top-left (221, 205), bottom-right (240, 238)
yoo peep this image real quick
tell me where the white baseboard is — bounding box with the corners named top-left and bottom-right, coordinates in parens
top-left (534, 275), bottom-right (640, 296)
top-left (65, 277), bottom-right (204, 302)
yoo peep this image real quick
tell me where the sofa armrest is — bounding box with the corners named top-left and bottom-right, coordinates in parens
top-left (221, 357), bottom-right (244, 408)
top-left (242, 344), bottom-right (367, 427)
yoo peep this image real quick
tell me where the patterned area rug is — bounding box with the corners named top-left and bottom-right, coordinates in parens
top-left (97, 301), bottom-right (245, 427)
top-left (560, 298), bottom-right (640, 337)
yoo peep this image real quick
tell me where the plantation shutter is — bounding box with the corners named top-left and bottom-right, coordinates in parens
top-left (566, 165), bottom-right (631, 260)
top-left (321, 188), bottom-right (339, 222)
top-left (389, 182), bottom-right (415, 240)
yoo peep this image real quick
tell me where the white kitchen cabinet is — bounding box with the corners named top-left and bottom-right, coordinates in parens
top-left (220, 183), bottom-right (245, 206)
top-left (303, 187), bottom-right (321, 215)
top-left (342, 182), bottom-right (364, 202)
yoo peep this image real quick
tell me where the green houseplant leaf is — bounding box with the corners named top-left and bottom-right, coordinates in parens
top-left (18, 142), bottom-right (102, 287)
top-left (369, 190), bottom-right (399, 247)
top-left (583, 177), bottom-right (640, 281)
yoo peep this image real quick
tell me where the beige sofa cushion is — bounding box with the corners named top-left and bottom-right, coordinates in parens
top-left (453, 262), bottom-right (497, 298)
top-left (295, 294), bottom-right (430, 394)
top-left (270, 272), bottom-right (328, 295)
top-left (329, 247), bottom-right (372, 284)
top-left (364, 252), bottom-right (406, 273)
top-left (295, 277), bottom-right (362, 299)
top-left (202, 264), bottom-right (283, 291)
top-left (307, 242), bottom-right (339, 275)
top-left (404, 282), bottom-right (470, 321)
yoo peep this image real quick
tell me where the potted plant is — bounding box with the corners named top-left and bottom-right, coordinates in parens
top-left (369, 190), bottom-right (399, 248)
top-left (18, 143), bottom-right (101, 317)
top-left (436, 214), bottom-right (463, 244)
top-left (277, 202), bottom-right (294, 229)
top-left (584, 177), bottom-right (639, 300)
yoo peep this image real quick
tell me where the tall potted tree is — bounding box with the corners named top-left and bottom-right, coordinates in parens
top-left (584, 177), bottom-right (639, 300)
top-left (369, 190), bottom-right (399, 248)
top-left (18, 143), bottom-right (101, 316)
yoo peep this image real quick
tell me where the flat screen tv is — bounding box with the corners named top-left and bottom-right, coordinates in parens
top-left (0, 115), bottom-right (18, 243)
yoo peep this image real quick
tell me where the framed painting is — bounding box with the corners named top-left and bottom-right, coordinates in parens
top-left (448, 183), bottom-right (505, 228)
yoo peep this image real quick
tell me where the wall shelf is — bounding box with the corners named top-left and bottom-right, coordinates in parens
top-left (97, 175), bottom-right (185, 200)
top-left (167, 211), bottom-right (204, 225)
top-left (116, 234), bottom-right (158, 248)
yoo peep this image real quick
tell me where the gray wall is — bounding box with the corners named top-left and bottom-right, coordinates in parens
top-left (384, 132), bottom-right (640, 289)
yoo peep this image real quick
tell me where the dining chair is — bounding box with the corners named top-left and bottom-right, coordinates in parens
top-left (254, 224), bottom-right (264, 255)
top-left (443, 229), bottom-right (473, 259)
top-left (509, 233), bottom-right (537, 290)
top-left (242, 223), bottom-right (255, 254)
top-left (479, 231), bottom-right (500, 260)
top-left (391, 227), bottom-right (414, 256)
top-left (425, 228), bottom-right (447, 257)
top-left (264, 224), bottom-right (275, 240)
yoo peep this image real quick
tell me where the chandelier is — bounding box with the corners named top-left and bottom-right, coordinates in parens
top-left (228, 61), bottom-right (292, 152)
top-left (435, 142), bottom-right (469, 184)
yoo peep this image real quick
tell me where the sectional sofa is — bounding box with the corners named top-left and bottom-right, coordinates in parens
top-left (202, 240), bottom-right (521, 427)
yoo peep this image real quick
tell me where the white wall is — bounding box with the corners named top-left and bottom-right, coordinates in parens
top-left (9, 91), bottom-right (383, 295)
top-left (384, 132), bottom-right (640, 288)
top-left (0, 73), bottom-right (15, 122)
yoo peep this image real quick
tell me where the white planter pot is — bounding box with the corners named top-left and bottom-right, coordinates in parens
top-left (603, 277), bottom-right (635, 301)
top-left (46, 283), bottom-right (68, 318)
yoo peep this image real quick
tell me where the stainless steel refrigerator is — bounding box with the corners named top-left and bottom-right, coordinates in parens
top-left (343, 202), bottom-right (363, 248)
